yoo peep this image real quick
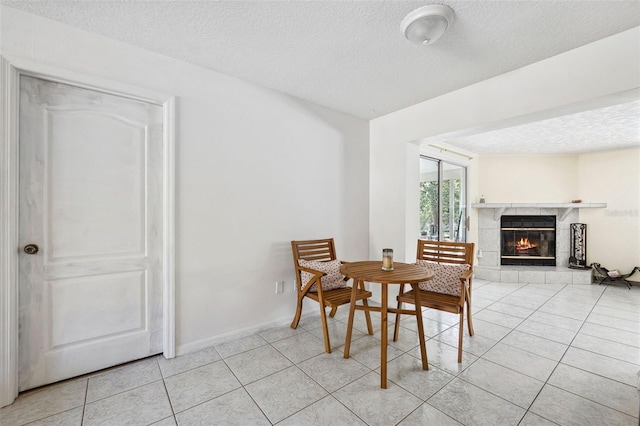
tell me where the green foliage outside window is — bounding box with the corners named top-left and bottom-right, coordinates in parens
top-left (419, 180), bottom-right (438, 238)
top-left (420, 178), bottom-right (461, 240)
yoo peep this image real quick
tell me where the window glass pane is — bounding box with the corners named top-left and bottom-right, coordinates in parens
top-left (419, 156), bottom-right (467, 242)
top-left (419, 157), bottom-right (439, 240)
top-left (443, 162), bottom-right (466, 242)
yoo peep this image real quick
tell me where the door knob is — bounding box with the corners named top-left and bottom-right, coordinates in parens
top-left (24, 244), bottom-right (39, 255)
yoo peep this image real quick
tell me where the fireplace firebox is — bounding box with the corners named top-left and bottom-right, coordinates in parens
top-left (500, 215), bottom-right (556, 266)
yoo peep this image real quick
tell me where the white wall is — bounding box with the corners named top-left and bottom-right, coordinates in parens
top-left (477, 155), bottom-right (579, 203)
top-left (578, 148), bottom-right (640, 276)
top-left (0, 6), bottom-right (370, 352)
top-left (370, 27), bottom-right (640, 275)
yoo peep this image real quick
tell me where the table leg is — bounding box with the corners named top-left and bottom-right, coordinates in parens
top-left (343, 278), bottom-right (359, 359)
top-left (412, 283), bottom-right (428, 370)
top-left (381, 283), bottom-right (388, 388)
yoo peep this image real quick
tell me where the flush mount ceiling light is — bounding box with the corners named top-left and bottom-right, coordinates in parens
top-left (401, 4), bottom-right (455, 45)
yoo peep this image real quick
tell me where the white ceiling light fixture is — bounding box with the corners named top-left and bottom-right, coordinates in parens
top-left (401, 4), bottom-right (455, 45)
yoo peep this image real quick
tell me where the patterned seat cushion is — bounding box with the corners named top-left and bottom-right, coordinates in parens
top-left (416, 259), bottom-right (471, 296)
top-left (298, 259), bottom-right (347, 292)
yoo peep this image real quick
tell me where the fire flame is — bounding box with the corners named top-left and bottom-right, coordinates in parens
top-left (516, 237), bottom-right (537, 251)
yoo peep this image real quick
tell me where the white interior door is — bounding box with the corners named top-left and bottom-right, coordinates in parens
top-left (18, 75), bottom-right (164, 391)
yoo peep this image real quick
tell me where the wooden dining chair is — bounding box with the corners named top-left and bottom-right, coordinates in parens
top-left (393, 239), bottom-right (475, 362)
top-left (291, 238), bottom-right (373, 353)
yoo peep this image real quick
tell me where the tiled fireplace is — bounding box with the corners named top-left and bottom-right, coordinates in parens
top-left (472, 203), bottom-right (605, 284)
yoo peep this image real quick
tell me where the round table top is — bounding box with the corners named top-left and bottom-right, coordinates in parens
top-left (340, 261), bottom-right (433, 284)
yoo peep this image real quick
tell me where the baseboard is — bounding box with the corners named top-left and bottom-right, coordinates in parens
top-left (174, 316), bottom-right (293, 357)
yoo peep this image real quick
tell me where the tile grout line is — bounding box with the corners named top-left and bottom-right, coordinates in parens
top-left (158, 354), bottom-right (178, 424)
top-left (80, 378), bottom-right (88, 426)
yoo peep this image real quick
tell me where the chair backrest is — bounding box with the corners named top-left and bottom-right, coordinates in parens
top-left (291, 238), bottom-right (337, 263)
top-left (417, 239), bottom-right (474, 267)
top-left (291, 239), bottom-right (337, 287)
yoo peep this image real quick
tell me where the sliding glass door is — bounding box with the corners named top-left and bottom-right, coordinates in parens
top-left (419, 156), bottom-right (467, 242)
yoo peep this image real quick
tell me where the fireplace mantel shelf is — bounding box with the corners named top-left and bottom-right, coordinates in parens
top-left (471, 202), bottom-right (607, 221)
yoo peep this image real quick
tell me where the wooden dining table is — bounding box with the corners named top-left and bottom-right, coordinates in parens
top-left (340, 261), bottom-right (434, 388)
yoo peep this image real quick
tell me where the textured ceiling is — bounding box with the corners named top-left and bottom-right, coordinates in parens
top-left (432, 100), bottom-right (640, 156)
top-left (2, 0), bottom-right (640, 155)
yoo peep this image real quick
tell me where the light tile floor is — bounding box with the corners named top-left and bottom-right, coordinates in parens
top-left (2, 280), bottom-right (639, 425)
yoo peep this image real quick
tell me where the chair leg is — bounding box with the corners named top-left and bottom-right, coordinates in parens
top-left (392, 307), bottom-right (401, 341)
top-left (319, 303), bottom-right (332, 353)
top-left (329, 306), bottom-right (338, 317)
top-left (457, 310), bottom-right (464, 363)
top-left (290, 295), bottom-right (303, 329)
top-left (361, 299), bottom-right (374, 335)
top-left (393, 284), bottom-right (405, 341)
top-left (359, 281), bottom-right (374, 335)
top-left (466, 292), bottom-right (474, 336)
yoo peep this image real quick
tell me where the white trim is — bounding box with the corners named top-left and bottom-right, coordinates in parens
top-left (0, 55), bottom-right (176, 407)
top-left (0, 54), bottom-right (171, 106)
top-left (162, 97), bottom-right (176, 360)
top-left (0, 57), bottom-right (19, 408)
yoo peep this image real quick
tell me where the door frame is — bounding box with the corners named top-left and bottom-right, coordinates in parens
top-left (0, 55), bottom-right (176, 407)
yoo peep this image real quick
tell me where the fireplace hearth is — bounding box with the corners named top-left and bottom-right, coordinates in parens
top-left (500, 215), bottom-right (556, 266)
